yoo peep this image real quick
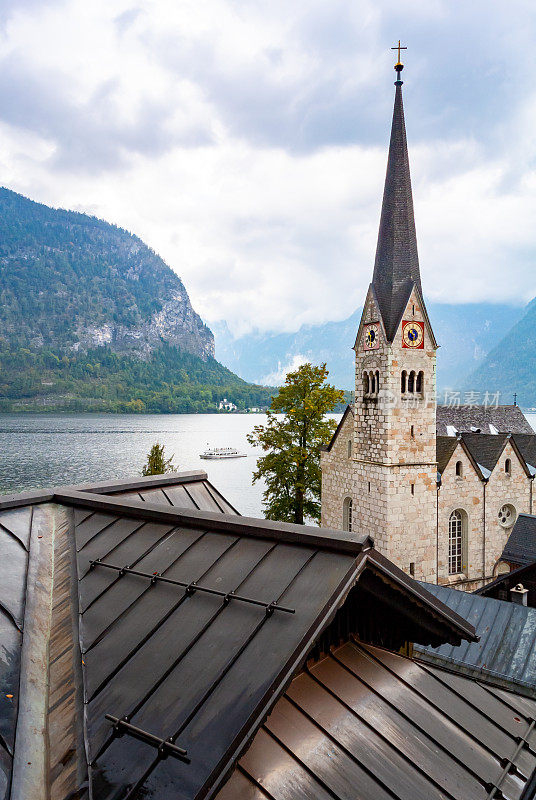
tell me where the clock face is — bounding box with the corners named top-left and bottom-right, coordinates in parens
top-left (402, 320), bottom-right (424, 349)
top-left (363, 323), bottom-right (379, 351)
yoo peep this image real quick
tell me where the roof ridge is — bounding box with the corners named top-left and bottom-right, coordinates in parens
top-left (55, 488), bottom-right (373, 554)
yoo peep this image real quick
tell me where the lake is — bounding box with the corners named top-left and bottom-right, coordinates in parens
top-left (1, 412), bottom-right (535, 519)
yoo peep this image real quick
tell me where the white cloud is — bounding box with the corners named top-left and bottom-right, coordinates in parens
top-left (0, 0), bottom-right (536, 341)
top-left (262, 354), bottom-right (310, 386)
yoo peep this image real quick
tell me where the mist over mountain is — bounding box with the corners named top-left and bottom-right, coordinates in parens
top-left (215, 302), bottom-right (524, 395)
top-left (464, 298), bottom-right (536, 408)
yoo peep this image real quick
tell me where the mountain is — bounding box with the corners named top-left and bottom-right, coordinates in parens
top-left (0, 188), bottom-right (213, 359)
top-left (0, 188), bottom-right (273, 413)
top-left (464, 298), bottom-right (536, 408)
top-left (214, 302), bottom-right (524, 394)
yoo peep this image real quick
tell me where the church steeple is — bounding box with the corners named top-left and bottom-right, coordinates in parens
top-left (372, 53), bottom-right (421, 342)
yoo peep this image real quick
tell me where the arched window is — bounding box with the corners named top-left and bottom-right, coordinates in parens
top-left (449, 509), bottom-right (467, 574)
top-left (455, 461), bottom-right (463, 478)
top-left (375, 370), bottom-right (380, 393)
top-left (363, 372), bottom-right (369, 396)
top-left (408, 371), bottom-right (415, 393)
top-left (505, 458), bottom-right (511, 475)
top-left (401, 370), bottom-right (407, 394)
top-left (343, 497), bottom-right (353, 532)
top-left (347, 439), bottom-right (352, 459)
top-left (370, 371), bottom-right (376, 395)
top-left (416, 370), bottom-right (424, 394)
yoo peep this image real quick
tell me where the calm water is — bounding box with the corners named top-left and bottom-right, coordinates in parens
top-left (1, 412), bottom-right (534, 519)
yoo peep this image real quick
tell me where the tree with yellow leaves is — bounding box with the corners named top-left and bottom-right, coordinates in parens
top-left (247, 363), bottom-right (344, 524)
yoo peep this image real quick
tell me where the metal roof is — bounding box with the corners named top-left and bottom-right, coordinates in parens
top-left (0, 472), bottom-right (478, 800)
top-left (415, 582), bottom-right (536, 697)
top-left (502, 513), bottom-right (536, 567)
top-left (66, 469), bottom-right (240, 515)
top-left (218, 640), bottom-right (536, 800)
top-left (70, 495), bottom-right (366, 800)
top-left (0, 507), bottom-right (31, 798)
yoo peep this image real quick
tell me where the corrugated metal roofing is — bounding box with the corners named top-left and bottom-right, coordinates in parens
top-left (218, 640), bottom-right (536, 800)
top-left (415, 582), bottom-right (536, 696)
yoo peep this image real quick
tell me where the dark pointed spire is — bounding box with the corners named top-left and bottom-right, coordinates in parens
top-left (372, 57), bottom-right (421, 342)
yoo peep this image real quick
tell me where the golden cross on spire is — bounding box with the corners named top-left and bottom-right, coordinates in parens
top-left (391, 39), bottom-right (407, 67)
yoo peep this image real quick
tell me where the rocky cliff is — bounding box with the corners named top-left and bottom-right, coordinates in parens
top-left (0, 188), bottom-right (214, 360)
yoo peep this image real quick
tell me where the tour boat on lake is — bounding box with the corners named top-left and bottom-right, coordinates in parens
top-left (200, 447), bottom-right (247, 459)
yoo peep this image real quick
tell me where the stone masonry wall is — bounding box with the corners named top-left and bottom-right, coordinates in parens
top-left (320, 410), bottom-right (354, 530)
top-left (438, 439), bottom-right (531, 589)
top-left (484, 440), bottom-right (531, 576)
top-left (320, 285), bottom-right (532, 589)
top-left (438, 444), bottom-right (484, 586)
top-left (351, 286), bottom-right (438, 582)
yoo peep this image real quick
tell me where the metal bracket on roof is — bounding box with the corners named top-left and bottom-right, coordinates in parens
top-left (89, 559), bottom-right (295, 615)
top-left (105, 715), bottom-right (191, 764)
top-left (485, 718), bottom-right (535, 799)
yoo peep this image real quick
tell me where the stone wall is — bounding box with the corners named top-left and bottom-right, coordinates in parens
top-left (438, 443), bottom-right (484, 586)
top-left (320, 410), bottom-right (354, 530)
top-left (352, 287), bottom-right (438, 582)
top-left (320, 286), bottom-right (533, 591)
top-left (437, 439), bottom-right (531, 589)
top-left (484, 439), bottom-right (531, 576)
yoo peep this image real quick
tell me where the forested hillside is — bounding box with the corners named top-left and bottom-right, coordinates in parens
top-left (0, 188), bottom-right (273, 412)
top-left (464, 297), bottom-right (536, 407)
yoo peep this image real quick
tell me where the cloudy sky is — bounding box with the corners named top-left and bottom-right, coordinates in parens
top-left (2, 0), bottom-right (536, 337)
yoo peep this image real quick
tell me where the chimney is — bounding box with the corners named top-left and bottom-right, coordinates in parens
top-left (510, 583), bottom-right (528, 606)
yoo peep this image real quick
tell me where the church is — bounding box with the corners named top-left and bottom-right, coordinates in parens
top-left (320, 54), bottom-right (536, 590)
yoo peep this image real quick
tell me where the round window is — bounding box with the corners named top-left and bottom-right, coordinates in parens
top-left (498, 504), bottom-right (516, 528)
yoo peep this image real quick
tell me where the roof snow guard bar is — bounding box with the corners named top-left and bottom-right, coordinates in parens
top-left (105, 715), bottom-right (191, 764)
top-left (89, 559), bottom-right (295, 616)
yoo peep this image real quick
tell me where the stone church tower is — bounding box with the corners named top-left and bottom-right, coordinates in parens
top-left (322, 60), bottom-right (439, 582)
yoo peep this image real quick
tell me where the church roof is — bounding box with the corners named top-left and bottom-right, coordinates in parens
top-left (501, 513), bottom-right (536, 567)
top-left (437, 431), bottom-right (536, 480)
top-left (511, 434), bottom-right (536, 476)
top-left (372, 78), bottom-right (422, 342)
top-left (436, 404), bottom-right (534, 436)
top-left (436, 436), bottom-right (459, 474)
top-left (460, 432), bottom-right (510, 477)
